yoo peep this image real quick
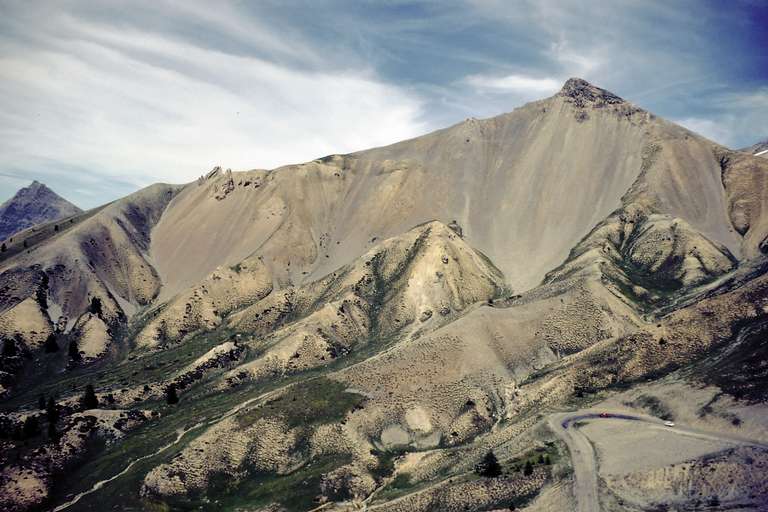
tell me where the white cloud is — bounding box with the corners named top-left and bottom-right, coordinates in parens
top-left (465, 73), bottom-right (561, 94)
top-left (0, 5), bottom-right (429, 206)
top-left (675, 117), bottom-right (735, 146)
top-left (675, 88), bottom-right (768, 148)
top-left (548, 38), bottom-right (606, 79)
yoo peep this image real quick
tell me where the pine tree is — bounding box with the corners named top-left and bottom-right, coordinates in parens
top-left (1, 242), bottom-right (6, 252)
top-left (538, 454), bottom-right (545, 464)
top-left (46, 397), bottom-right (60, 443)
top-left (47, 420), bottom-right (58, 444)
top-left (166, 383), bottom-right (179, 404)
top-left (38, 395), bottom-right (46, 410)
top-left (523, 460), bottom-right (533, 476)
top-left (43, 333), bottom-right (59, 353)
top-left (69, 339), bottom-right (82, 362)
top-left (23, 416), bottom-right (40, 438)
top-left (82, 384), bottom-right (99, 409)
top-left (89, 297), bottom-right (103, 318)
top-left (46, 397), bottom-right (59, 424)
top-left (475, 450), bottom-right (502, 478)
top-left (2, 338), bottom-right (17, 357)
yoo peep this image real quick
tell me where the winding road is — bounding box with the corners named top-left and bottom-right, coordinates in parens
top-left (548, 410), bottom-right (768, 512)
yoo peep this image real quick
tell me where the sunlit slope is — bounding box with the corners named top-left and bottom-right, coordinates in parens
top-left (151, 79), bottom-right (743, 298)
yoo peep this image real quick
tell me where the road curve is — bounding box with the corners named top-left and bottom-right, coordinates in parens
top-left (548, 410), bottom-right (768, 512)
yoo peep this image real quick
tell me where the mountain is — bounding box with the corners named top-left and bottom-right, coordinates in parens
top-left (1, 79), bottom-right (768, 512)
top-left (741, 139), bottom-right (768, 158)
top-left (0, 181), bottom-right (81, 241)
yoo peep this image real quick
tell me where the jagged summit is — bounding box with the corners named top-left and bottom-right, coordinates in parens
top-left (558, 77), bottom-right (626, 107)
top-left (0, 180), bottom-right (82, 240)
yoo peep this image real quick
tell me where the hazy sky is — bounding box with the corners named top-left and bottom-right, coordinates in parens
top-left (1, 0), bottom-right (766, 208)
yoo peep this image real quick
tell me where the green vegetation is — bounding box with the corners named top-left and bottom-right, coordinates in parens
top-left (523, 460), bottom-right (533, 476)
top-left (502, 442), bottom-right (562, 475)
top-left (235, 377), bottom-right (364, 429)
top-left (69, 338), bottom-right (82, 362)
top-left (475, 450), bottom-right (502, 478)
top-left (90, 297), bottom-right (104, 318)
top-left (82, 384), bottom-right (99, 409)
top-left (390, 472), bottom-right (411, 489)
top-left (370, 446), bottom-right (408, 480)
top-left (626, 394), bottom-right (674, 421)
top-left (172, 454), bottom-right (353, 512)
top-left (2, 337), bottom-right (17, 357)
top-left (44, 333), bottom-right (59, 353)
top-left (23, 415), bottom-right (40, 438)
top-left (165, 384), bottom-right (179, 405)
top-left (693, 319), bottom-right (768, 402)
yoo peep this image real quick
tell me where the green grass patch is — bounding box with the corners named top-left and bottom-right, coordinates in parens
top-left (159, 454), bottom-right (352, 512)
top-left (235, 377), bottom-right (364, 429)
top-left (500, 442), bottom-right (560, 476)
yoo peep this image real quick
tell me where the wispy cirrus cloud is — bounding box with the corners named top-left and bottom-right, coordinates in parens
top-left (0, 2), bottom-right (429, 207)
top-left (676, 87), bottom-right (768, 147)
top-left (0, 0), bottom-right (766, 206)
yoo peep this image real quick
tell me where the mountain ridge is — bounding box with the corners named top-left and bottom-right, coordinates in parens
top-left (2, 78), bottom-right (768, 512)
top-left (0, 181), bottom-right (81, 241)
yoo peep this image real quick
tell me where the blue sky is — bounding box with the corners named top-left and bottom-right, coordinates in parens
top-left (1, 0), bottom-right (766, 208)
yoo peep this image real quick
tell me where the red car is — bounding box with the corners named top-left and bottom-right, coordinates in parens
top-left (599, 412), bottom-right (611, 418)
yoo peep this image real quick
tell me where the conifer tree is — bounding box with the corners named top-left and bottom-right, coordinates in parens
top-left (475, 450), bottom-right (502, 478)
top-left (166, 383), bottom-right (179, 404)
top-left (44, 333), bottom-right (59, 353)
top-left (82, 384), bottom-right (99, 409)
top-left (523, 460), bottom-right (533, 476)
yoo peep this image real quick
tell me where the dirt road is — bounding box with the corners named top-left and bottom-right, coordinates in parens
top-left (548, 410), bottom-right (768, 512)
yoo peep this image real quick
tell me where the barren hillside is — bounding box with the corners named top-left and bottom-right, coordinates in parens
top-left (1, 79), bottom-right (768, 512)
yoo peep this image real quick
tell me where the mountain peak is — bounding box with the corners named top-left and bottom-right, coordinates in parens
top-left (0, 180), bottom-right (81, 240)
top-left (558, 77), bottom-right (625, 107)
top-left (23, 180), bottom-right (48, 194)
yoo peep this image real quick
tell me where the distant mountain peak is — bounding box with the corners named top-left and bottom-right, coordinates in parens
top-left (0, 180), bottom-right (82, 240)
top-left (558, 77), bottom-right (626, 107)
top-left (740, 139), bottom-right (768, 157)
